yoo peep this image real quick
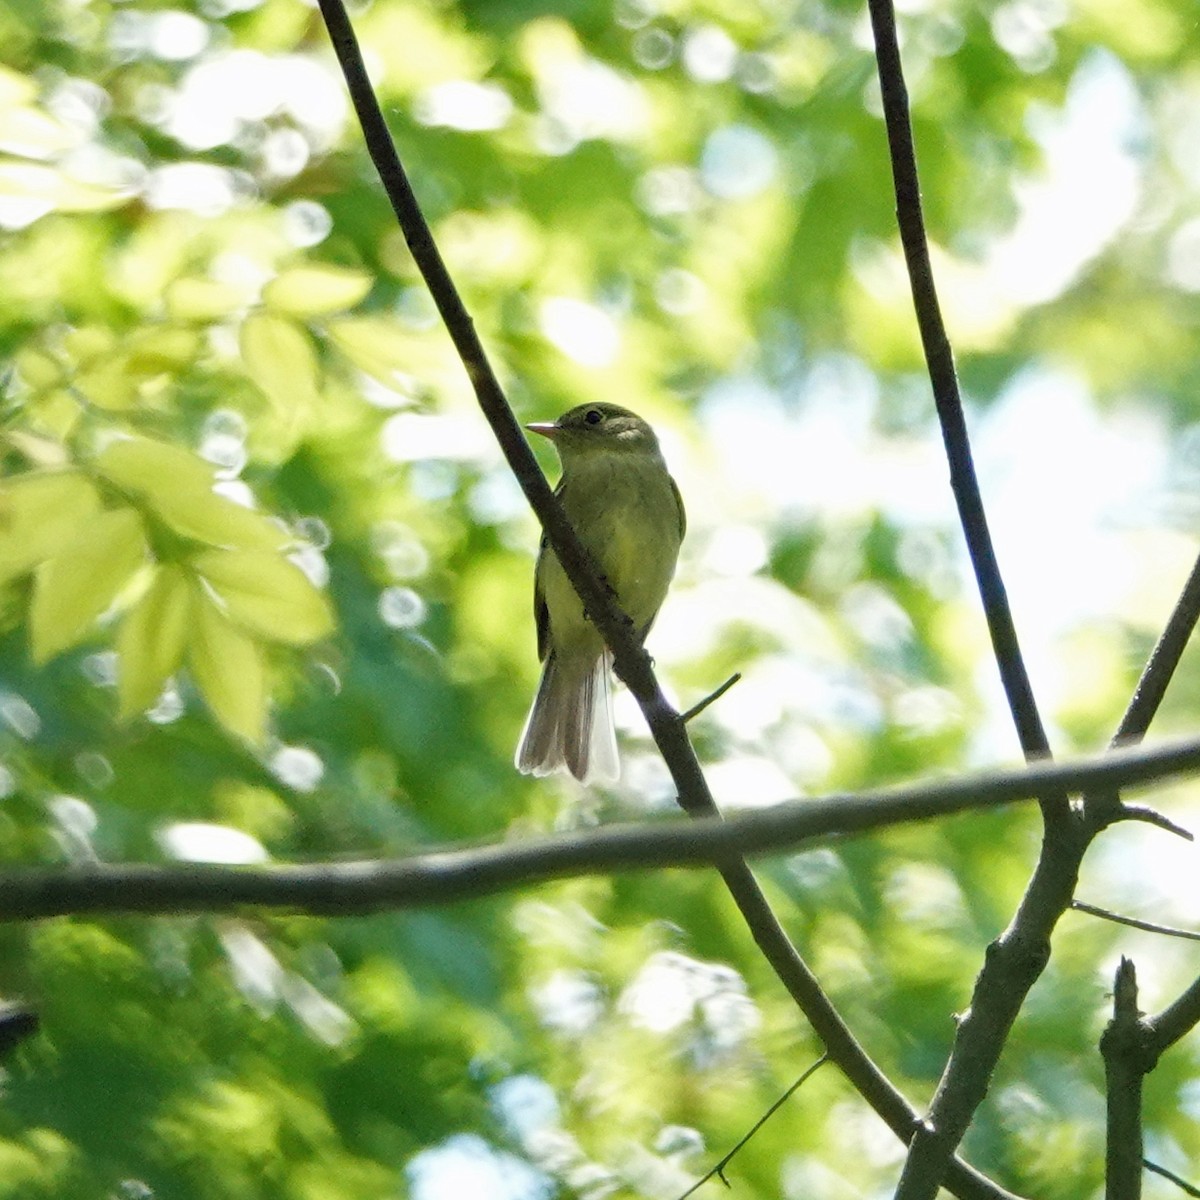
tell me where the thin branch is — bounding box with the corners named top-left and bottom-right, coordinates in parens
top-left (314, 6), bottom-right (1018, 1198)
top-left (681, 673), bottom-right (742, 723)
top-left (1087, 548), bottom-right (1200, 826)
top-left (1072, 901), bottom-right (1200, 944)
top-left (866, 0), bottom-right (1200, 1188)
top-left (1101, 957), bottom-right (1147, 1200)
top-left (1114, 804), bottom-right (1193, 841)
top-left (864, 0), bottom-right (1061, 813)
top-left (4, 739), bottom-right (1199, 922)
top-left (1145, 1160), bottom-right (1200, 1198)
top-left (1113, 551), bottom-right (1200, 744)
top-left (676, 1055), bottom-right (828, 1200)
top-left (1145, 972), bottom-right (1200, 1057)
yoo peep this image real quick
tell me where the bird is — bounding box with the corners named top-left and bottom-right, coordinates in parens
top-left (515, 402), bottom-right (685, 784)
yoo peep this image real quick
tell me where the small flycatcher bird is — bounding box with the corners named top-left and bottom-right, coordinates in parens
top-left (516, 402), bottom-right (685, 784)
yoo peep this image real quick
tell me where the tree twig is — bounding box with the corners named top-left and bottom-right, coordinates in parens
top-left (677, 1055), bottom-right (828, 1200)
top-left (1113, 552), bottom-right (1200, 745)
top-left (1145, 972), bottom-right (1200, 1058)
top-left (1101, 957), bottom-right (1148, 1199)
top-left (864, 0), bottom-right (1061, 818)
top-left (1072, 901), bottom-right (1200, 943)
top-left (1145, 1160), bottom-right (1200, 1197)
top-left (681, 673), bottom-right (742, 723)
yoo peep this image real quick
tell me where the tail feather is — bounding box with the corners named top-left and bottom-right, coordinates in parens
top-left (515, 652), bottom-right (618, 784)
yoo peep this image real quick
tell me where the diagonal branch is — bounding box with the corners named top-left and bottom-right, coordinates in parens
top-left (315, 8), bottom-right (1016, 1194)
top-left (864, 0), bottom-right (1062, 825)
top-left (4, 737), bottom-right (1198, 922)
top-left (1145, 972), bottom-right (1200, 1059)
top-left (866, 0), bottom-right (1200, 1192)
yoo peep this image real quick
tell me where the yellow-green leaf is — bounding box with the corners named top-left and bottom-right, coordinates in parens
top-left (152, 488), bottom-right (289, 552)
top-left (94, 436), bottom-right (216, 498)
top-left (188, 588), bottom-right (266, 743)
top-left (31, 507), bottom-right (147, 663)
top-left (0, 470), bottom-right (102, 585)
top-left (263, 265), bottom-right (372, 318)
top-left (166, 277), bottom-right (251, 322)
top-left (240, 312), bottom-right (322, 412)
top-left (325, 317), bottom-right (418, 387)
top-left (192, 548), bottom-right (333, 645)
top-left (13, 347), bottom-right (62, 391)
top-left (74, 359), bottom-right (140, 410)
top-left (125, 326), bottom-right (202, 372)
top-left (117, 563), bottom-right (191, 718)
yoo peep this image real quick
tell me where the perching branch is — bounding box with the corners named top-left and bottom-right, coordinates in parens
top-left (314, 5), bottom-right (1016, 1198)
top-left (4, 739), bottom-right (1198, 921)
top-left (315, 5), bottom-right (1200, 1197)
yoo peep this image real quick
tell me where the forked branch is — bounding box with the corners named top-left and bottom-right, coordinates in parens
top-left (315, 3), bottom-right (1022, 1195)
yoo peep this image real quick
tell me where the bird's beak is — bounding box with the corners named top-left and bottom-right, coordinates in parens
top-left (526, 421), bottom-right (559, 440)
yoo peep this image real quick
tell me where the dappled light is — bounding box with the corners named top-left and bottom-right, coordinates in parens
top-left (0, 0), bottom-right (1199, 1194)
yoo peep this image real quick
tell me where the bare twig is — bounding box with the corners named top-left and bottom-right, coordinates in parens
top-left (1145, 1160), bottom-right (1200, 1197)
top-left (866, 0), bottom-right (1200, 1186)
top-left (1113, 805), bottom-right (1193, 840)
top-left (1101, 958), bottom-right (1148, 1199)
top-left (1087, 548), bottom-right (1200, 827)
top-left (1072, 901), bottom-right (1200, 944)
top-left (313, 5), bottom-right (1021, 1197)
top-left (1113, 552), bottom-right (1200, 745)
top-left (681, 673), bottom-right (742, 723)
top-left (1145, 973), bottom-right (1200, 1057)
top-left (676, 1056), bottom-right (828, 1200)
top-left (864, 0), bottom-right (1061, 814)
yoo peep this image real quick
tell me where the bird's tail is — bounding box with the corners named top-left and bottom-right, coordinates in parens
top-left (515, 651), bottom-right (618, 784)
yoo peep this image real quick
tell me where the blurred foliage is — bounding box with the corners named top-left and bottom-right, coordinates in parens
top-left (0, 0), bottom-right (1199, 1196)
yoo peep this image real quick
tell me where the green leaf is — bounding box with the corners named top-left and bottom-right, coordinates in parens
top-left (239, 312), bottom-right (323, 412)
top-left (262, 265), bottom-right (373, 317)
top-left (192, 548), bottom-right (334, 645)
top-left (0, 470), bottom-right (101, 585)
top-left (30, 507), bottom-right (147, 663)
top-left (165, 277), bottom-right (252, 322)
top-left (95, 436), bottom-right (217, 498)
top-left (325, 317), bottom-right (419, 387)
top-left (188, 588), bottom-right (267, 743)
top-left (116, 564), bottom-right (192, 719)
top-left (151, 488), bottom-right (290, 553)
top-left (94, 437), bottom-right (288, 552)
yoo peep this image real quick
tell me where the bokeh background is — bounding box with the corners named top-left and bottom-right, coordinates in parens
top-left (1, 0), bottom-right (1200, 1195)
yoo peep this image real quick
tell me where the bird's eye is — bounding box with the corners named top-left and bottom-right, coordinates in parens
top-left (584, 408), bottom-right (603, 426)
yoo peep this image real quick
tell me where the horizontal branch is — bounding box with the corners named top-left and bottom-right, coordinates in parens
top-left (4, 738), bottom-right (1198, 922)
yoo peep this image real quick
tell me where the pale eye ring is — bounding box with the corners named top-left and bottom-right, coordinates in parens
top-left (584, 409), bottom-right (603, 425)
